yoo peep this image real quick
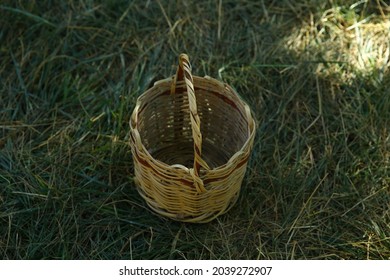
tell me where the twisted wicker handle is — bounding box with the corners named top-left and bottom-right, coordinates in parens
top-left (171, 54), bottom-right (210, 193)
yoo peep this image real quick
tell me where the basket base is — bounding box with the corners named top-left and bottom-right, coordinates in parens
top-left (150, 140), bottom-right (231, 169)
top-left (140, 189), bottom-right (240, 223)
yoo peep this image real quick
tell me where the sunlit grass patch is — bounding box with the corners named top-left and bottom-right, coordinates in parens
top-left (284, 2), bottom-right (390, 85)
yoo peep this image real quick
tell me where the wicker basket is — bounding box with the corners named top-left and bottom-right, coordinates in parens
top-left (129, 54), bottom-right (256, 223)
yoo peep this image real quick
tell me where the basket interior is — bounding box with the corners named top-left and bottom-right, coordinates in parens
top-left (137, 79), bottom-right (250, 169)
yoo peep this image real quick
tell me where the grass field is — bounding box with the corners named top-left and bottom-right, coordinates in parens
top-left (0, 0), bottom-right (389, 259)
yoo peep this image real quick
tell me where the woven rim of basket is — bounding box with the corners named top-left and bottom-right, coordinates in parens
top-left (130, 74), bottom-right (256, 173)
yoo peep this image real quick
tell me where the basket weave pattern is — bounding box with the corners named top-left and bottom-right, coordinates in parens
top-left (130, 54), bottom-right (256, 223)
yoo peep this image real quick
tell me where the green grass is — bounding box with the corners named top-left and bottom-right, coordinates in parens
top-left (0, 0), bottom-right (389, 259)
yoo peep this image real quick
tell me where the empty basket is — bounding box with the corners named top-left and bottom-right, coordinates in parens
top-left (129, 54), bottom-right (256, 223)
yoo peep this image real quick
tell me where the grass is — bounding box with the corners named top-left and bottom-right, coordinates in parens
top-left (0, 0), bottom-right (389, 259)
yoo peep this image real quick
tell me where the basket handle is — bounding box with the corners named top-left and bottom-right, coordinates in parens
top-left (171, 54), bottom-right (210, 193)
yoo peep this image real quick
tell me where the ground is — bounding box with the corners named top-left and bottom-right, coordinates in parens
top-left (0, 0), bottom-right (389, 259)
